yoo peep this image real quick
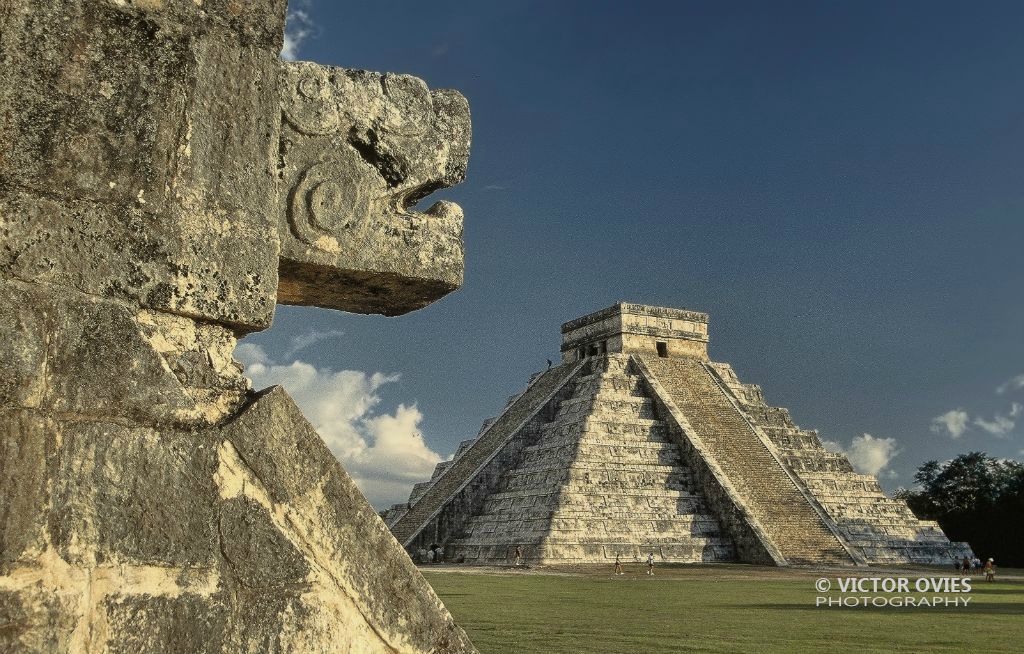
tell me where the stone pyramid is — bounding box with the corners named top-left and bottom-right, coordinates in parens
top-left (386, 304), bottom-right (972, 567)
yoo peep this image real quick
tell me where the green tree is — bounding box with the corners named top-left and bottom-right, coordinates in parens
top-left (904, 452), bottom-right (1024, 566)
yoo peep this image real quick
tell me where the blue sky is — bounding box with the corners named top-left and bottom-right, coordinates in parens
top-left (242, 1), bottom-right (1024, 507)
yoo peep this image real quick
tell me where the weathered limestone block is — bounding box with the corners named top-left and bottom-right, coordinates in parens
top-left (0, 280), bottom-right (247, 428)
top-left (276, 62), bottom-right (471, 315)
top-left (0, 412), bottom-right (53, 564)
top-left (219, 388), bottom-right (473, 652)
top-left (1, 0), bottom-right (476, 651)
top-left (0, 391), bottom-right (474, 652)
top-left (0, 0), bottom-right (282, 331)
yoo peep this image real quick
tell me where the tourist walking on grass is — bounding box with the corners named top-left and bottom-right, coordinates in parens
top-left (984, 558), bottom-right (996, 582)
top-left (614, 554), bottom-right (623, 576)
top-left (514, 545), bottom-right (523, 567)
top-left (646, 553), bottom-right (655, 575)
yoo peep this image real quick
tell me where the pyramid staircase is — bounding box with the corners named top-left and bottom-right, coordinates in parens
top-left (636, 356), bottom-right (859, 566)
top-left (447, 355), bottom-right (735, 564)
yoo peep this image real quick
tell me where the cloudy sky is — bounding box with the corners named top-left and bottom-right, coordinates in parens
top-left (245, 1), bottom-right (1024, 508)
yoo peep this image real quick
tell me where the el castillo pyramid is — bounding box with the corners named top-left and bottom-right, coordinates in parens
top-left (385, 304), bottom-right (971, 567)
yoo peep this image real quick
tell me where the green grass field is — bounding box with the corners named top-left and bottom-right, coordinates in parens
top-left (423, 565), bottom-right (1024, 653)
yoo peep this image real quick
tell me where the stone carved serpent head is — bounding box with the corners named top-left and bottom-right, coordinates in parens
top-left (277, 61), bottom-right (471, 316)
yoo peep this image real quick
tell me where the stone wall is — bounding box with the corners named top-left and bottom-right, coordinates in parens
top-left (1, 1), bottom-right (475, 651)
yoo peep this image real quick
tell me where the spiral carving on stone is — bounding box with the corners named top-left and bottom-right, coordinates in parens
top-left (282, 66), bottom-right (341, 136)
top-left (288, 158), bottom-right (375, 247)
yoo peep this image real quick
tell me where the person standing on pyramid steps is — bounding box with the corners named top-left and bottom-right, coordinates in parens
top-left (614, 554), bottom-right (623, 576)
top-left (646, 553), bottom-right (655, 575)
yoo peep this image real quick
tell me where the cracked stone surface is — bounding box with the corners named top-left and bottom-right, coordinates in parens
top-left (276, 62), bottom-right (470, 315)
top-left (1, 0), bottom-right (474, 652)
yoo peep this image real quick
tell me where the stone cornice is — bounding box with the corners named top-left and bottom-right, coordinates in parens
top-left (561, 302), bottom-right (708, 334)
top-left (560, 326), bottom-right (709, 352)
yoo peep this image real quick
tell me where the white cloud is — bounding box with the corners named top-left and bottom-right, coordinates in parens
top-left (283, 328), bottom-right (345, 358)
top-left (930, 409), bottom-right (970, 439)
top-left (973, 414), bottom-right (1015, 437)
top-left (997, 374), bottom-right (1024, 395)
top-left (824, 434), bottom-right (901, 477)
top-left (930, 373), bottom-right (1023, 440)
top-left (846, 434), bottom-right (901, 476)
top-left (235, 343), bottom-right (444, 509)
top-left (281, 8), bottom-right (314, 61)
top-left (821, 439), bottom-right (843, 454)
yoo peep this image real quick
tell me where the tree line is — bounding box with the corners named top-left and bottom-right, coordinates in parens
top-left (896, 452), bottom-right (1024, 567)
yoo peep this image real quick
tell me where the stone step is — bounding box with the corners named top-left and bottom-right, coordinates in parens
top-left (453, 438), bottom-right (476, 459)
top-left (479, 496), bottom-right (711, 517)
top-left (569, 373), bottom-right (647, 398)
top-left (390, 364), bottom-right (579, 545)
top-left (528, 424), bottom-right (670, 441)
top-left (512, 452), bottom-right (687, 471)
top-left (430, 460), bottom-right (452, 480)
top-left (482, 486), bottom-right (704, 502)
top-left (641, 355), bottom-right (854, 566)
top-left (499, 469), bottom-right (691, 489)
top-left (449, 539), bottom-right (737, 564)
top-left (500, 477), bottom-right (692, 495)
top-left (554, 395), bottom-right (657, 421)
top-left (462, 515), bottom-right (724, 532)
top-left (520, 441), bottom-right (682, 463)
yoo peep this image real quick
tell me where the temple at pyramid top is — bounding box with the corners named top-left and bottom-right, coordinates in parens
top-left (385, 303), bottom-right (972, 568)
top-left (561, 303), bottom-right (710, 362)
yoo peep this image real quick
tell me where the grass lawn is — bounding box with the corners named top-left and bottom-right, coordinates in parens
top-left (423, 564), bottom-right (1024, 653)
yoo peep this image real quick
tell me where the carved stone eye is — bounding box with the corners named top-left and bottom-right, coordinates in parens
top-left (287, 147), bottom-right (386, 250)
top-left (309, 179), bottom-right (356, 230)
top-left (298, 75), bottom-right (322, 99)
top-left (281, 64), bottom-right (340, 136)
